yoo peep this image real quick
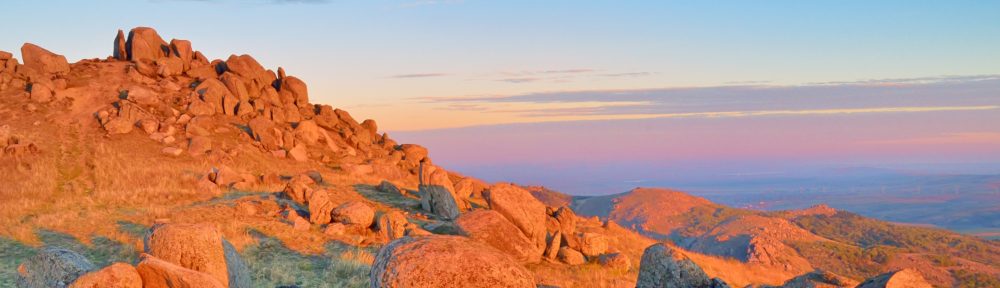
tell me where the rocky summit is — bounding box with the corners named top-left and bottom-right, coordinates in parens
top-left (1, 27), bottom-right (998, 288)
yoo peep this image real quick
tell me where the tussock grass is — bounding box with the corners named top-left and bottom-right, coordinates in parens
top-left (242, 233), bottom-right (374, 288)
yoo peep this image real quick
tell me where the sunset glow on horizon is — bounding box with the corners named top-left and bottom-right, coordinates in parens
top-left (3, 0), bottom-right (997, 193)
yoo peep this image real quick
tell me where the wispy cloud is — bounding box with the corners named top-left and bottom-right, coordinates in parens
top-left (542, 69), bottom-right (596, 74)
top-left (599, 72), bottom-right (655, 78)
top-left (390, 73), bottom-right (449, 79)
top-left (419, 75), bottom-right (1000, 120)
top-left (497, 77), bottom-right (543, 83)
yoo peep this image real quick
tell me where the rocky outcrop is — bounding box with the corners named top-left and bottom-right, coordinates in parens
top-left (636, 243), bottom-right (729, 288)
top-left (419, 185), bottom-right (462, 220)
top-left (483, 183), bottom-right (548, 257)
top-left (68, 263), bottom-right (142, 288)
top-left (376, 211), bottom-right (409, 241)
top-left (557, 247), bottom-right (586, 265)
top-left (21, 43), bottom-right (70, 75)
top-left (308, 189), bottom-right (335, 224)
top-left (332, 201), bottom-right (375, 227)
top-left (16, 248), bottom-right (95, 288)
top-left (125, 27), bottom-right (169, 62)
top-left (370, 235), bottom-right (535, 288)
top-left (135, 254), bottom-right (225, 288)
top-left (143, 223), bottom-right (250, 288)
top-left (578, 232), bottom-right (609, 258)
top-left (455, 210), bottom-right (543, 263)
top-left (855, 269), bottom-right (932, 288)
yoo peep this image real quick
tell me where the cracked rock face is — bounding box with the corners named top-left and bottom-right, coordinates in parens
top-left (636, 243), bottom-right (730, 288)
top-left (370, 235), bottom-right (535, 288)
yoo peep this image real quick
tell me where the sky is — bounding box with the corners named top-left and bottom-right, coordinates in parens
top-left (3, 1), bottom-right (999, 194)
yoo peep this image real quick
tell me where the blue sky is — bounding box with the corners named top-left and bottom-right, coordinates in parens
top-left (2, 1), bottom-right (998, 130)
top-left (3, 1), bottom-right (999, 194)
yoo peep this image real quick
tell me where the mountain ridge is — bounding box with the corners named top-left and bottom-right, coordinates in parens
top-left (1, 27), bottom-right (997, 288)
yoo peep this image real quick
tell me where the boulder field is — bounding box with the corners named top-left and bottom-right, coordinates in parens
top-left (0, 27), bottom-right (953, 288)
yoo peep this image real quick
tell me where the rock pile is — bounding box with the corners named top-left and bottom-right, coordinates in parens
top-left (83, 27), bottom-right (442, 183)
top-left (1, 43), bottom-right (71, 105)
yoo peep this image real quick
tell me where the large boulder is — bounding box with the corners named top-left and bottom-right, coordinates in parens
top-left (552, 206), bottom-right (578, 236)
top-left (248, 116), bottom-right (282, 151)
top-left (855, 269), bottom-right (932, 288)
top-left (636, 243), bottom-right (729, 288)
top-left (399, 144), bottom-right (428, 165)
top-left (773, 270), bottom-right (857, 288)
top-left (170, 39), bottom-right (193, 70)
top-left (16, 248), bottom-right (95, 288)
top-left (113, 30), bottom-right (127, 60)
top-left (21, 43), bottom-right (70, 75)
top-left (135, 254), bottom-right (225, 288)
top-left (376, 211), bottom-right (409, 241)
top-left (69, 263), bottom-right (142, 288)
top-left (293, 120), bottom-right (322, 145)
top-left (419, 185), bottom-right (461, 220)
top-left (277, 76), bottom-right (309, 108)
top-left (307, 189), bottom-right (336, 224)
top-left (483, 183), bottom-right (548, 253)
top-left (194, 78), bottom-right (233, 115)
top-left (454, 177), bottom-right (488, 199)
top-left (332, 201), bottom-right (375, 227)
top-left (577, 232), bottom-right (608, 258)
top-left (370, 235), bottom-right (535, 288)
top-left (144, 223), bottom-right (250, 288)
top-left (455, 210), bottom-right (543, 263)
top-left (126, 27), bottom-right (168, 62)
top-left (557, 247), bottom-right (586, 265)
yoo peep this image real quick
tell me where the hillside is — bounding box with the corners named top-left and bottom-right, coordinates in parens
top-left (566, 187), bottom-right (1000, 287)
top-left (1, 27), bottom-right (998, 288)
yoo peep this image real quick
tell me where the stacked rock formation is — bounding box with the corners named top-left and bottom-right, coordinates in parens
top-left (60, 27), bottom-right (446, 183)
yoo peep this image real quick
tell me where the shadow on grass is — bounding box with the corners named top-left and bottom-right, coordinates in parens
top-left (242, 229), bottom-right (374, 288)
top-left (353, 184), bottom-right (421, 213)
top-left (0, 229), bottom-right (139, 286)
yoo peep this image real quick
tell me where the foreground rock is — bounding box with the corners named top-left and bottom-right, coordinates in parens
top-left (68, 263), bottom-right (142, 288)
top-left (855, 269), bottom-right (932, 288)
top-left (16, 248), bottom-right (95, 288)
top-left (455, 210), bottom-right (542, 263)
top-left (370, 235), bottom-right (535, 288)
top-left (483, 183), bottom-right (548, 257)
top-left (144, 223), bottom-right (251, 288)
top-left (419, 185), bottom-right (462, 220)
top-left (21, 43), bottom-right (70, 75)
top-left (762, 270), bottom-right (857, 288)
top-left (332, 201), bottom-right (375, 227)
top-left (636, 243), bottom-right (729, 288)
top-left (136, 254), bottom-right (225, 288)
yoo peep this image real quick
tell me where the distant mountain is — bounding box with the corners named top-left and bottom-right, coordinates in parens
top-left (561, 187), bottom-right (1000, 287)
